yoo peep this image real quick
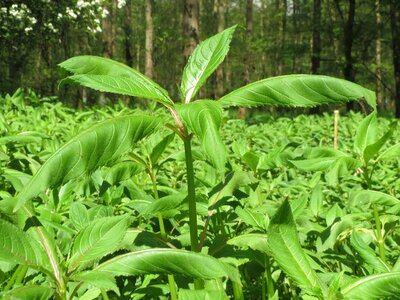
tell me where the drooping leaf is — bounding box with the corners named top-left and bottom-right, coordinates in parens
top-left (350, 231), bottom-right (390, 273)
top-left (228, 233), bottom-right (269, 253)
top-left (219, 75), bottom-right (376, 109)
top-left (68, 216), bottom-right (130, 272)
top-left (177, 100), bottom-right (227, 173)
top-left (1, 285), bottom-right (54, 300)
top-left (267, 199), bottom-right (326, 296)
top-left (0, 219), bottom-right (50, 270)
top-left (14, 115), bottom-right (160, 211)
top-left (95, 248), bottom-right (240, 283)
top-left (342, 272), bottom-right (400, 300)
top-left (181, 26), bottom-right (236, 103)
top-left (59, 56), bottom-right (174, 107)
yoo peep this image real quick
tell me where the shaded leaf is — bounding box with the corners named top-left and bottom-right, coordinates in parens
top-left (1, 285), bottom-right (54, 300)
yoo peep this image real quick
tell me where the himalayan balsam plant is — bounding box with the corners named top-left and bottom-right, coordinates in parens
top-left (3, 26), bottom-right (389, 299)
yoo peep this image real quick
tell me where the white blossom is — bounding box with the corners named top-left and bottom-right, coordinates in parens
top-left (117, 0), bottom-right (126, 9)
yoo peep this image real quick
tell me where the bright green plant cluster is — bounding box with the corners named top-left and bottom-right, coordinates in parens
top-left (1, 26), bottom-right (400, 299)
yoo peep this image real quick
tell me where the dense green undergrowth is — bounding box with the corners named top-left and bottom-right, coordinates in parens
top-left (1, 89), bottom-right (400, 299)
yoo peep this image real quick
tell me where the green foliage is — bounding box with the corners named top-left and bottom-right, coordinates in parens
top-left (4, 27), bottom-right (400, 300)
top-left (219, 75), bottom-right (376, 108)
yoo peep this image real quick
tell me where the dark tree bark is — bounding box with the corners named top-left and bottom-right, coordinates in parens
top-left (123, 0), bottom-right (133, 67)
top-left (183, 0), bottom-right (200, 64)
top-left (390, 0), bottom-right (400, 117)
top-left (311, 0), bottom-right (321, 75)
top-left (145, 0), bottom-right (154, 79)
top-left (277, 0), bottom-right (287, 75)
top-left (102, 0), bottom-right (117, 58)
top-left (335, 0), bottom-right (356, 111)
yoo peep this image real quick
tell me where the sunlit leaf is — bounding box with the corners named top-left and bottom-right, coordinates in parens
top-left (181, 26), bottom-right (236, 103)
top-left (14, 115), bottom-right (160, 211)
top-left (96, 248), bottom-right (240, 283)
top-left (59, 56), bottom-right (174, 107)
top-left (219, 75), bottom-right (376, 109)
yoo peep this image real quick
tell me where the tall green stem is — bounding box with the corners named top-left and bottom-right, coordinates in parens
top-left (184, 137), bottom-right (198, 252)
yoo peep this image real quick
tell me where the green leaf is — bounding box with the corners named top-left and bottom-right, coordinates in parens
top-left (72, 271), bottom-right (119, 295)
top-left (70, 202), bottom-right (90, 231)
top-left (362, 122), bottom-right (396, 164)
top-left (59, 56), bottom-right (173, 107)
top-left (0, 219), bottom-right (50, 270)
top-left (354, 112), bottom-right (378, 157)
top-left (95, 248), bottom-right (240, 283)
top-left (235, 207), bottom-right (267, 231)
top-left (142, 193), bottom-right (186, 217)
top-left (1, 285), bottom-right (54, 300)
top-left (342, 272), bottom-right (400, 300)
top-left (14, 114), bottom-right (160, 211)
top-left (149, 132), bottom-right (175, 165)
top-left (376, 142), bottom-right (400, 162)
top-left (267, 199), bottom-right (326, 296)
top-left (68, 216), bottom-right (130, 272)
top-left (310, 185), bottom-right (323, 217)
top-left (228, 233), bottom-right (269, 253)
top-left (178, 289), bottom-right (228, 300)
top-left (350, 231), bottom-right (390, 273)
top-left (181, 26), bottom-right (236, 103)
top-left (219, 75), bottom-right (376, 109)
top-left (177, 100), bottom-right (227, 173)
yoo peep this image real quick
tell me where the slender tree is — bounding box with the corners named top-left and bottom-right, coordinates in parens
top-left (183, 0), bottom-right (200, 64)
top-left (311, 0), bottom-right (321, 75)
top-left (390, 0), bottom-right (400, 117)
top-left (102, 0), bottom-right (117, 58)
top-left (123, 0), bottom-right (133, 67)
top-left (145, 0), bottom-right (154, 79)
top-left (375, 0), bottom-right (383, 109)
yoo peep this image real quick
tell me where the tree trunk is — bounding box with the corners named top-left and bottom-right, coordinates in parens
top-left (390, 0), bottom-right (400, 117)
top-left (124, 0), bottom-right (133, 67)
top-left (183, 0), bottom-right (200, 64)
top-left (238, 0), bottom-right (253, 120)
top-left (375, 0), bottom-right (383, 110)
top-left (277, 0), bottom-right (287, 75)
top-left (335, 0), bottom-right (356, 110)
top-left (311, 0), bottom-right (321, 75)
top-left (215, 0), bottom-right (226, 99)
top-left (102, 0), bottom-right (117, 58)
top-left (145, 0), bottom-right (155, 79)
top-left (310, 0), bottom-right (322, 114)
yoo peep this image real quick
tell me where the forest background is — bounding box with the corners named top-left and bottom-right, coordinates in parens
top-left (1, 0), bottom-right (400, 116)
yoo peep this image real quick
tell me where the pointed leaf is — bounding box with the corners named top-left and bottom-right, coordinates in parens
top-left (96, 248), bottom-right (240, 283)
top-left (179, 289), bottom-right (228, 300)
top-left (354, 112), bottom-right (378, 157)
top-left (350, 231), bottom-right (390, 273)
top-left (219, 75), bottom-right (376, 109)
top-left (0, 219), bottom-right (50, 270)
top-left (177, 100), bottom-right (227, 173)
top-left (181, 26), bottom-right (236, 103)
top-left (72, 271), bottom-right (119, 295)
top-left (59, 56), bottom-right (173, 107)
top-left (363, 122), bottom-right (396, 164)
top-left (377, 142), bottom-right (400, 162)
top-left (267, 200), bottom-right (326, 296)
top-left (68, 216), bottom-right (130, 272)
top-left (228, 233), bottom-right (269, 253)
top-left (14, 115), bottom-right (159, 211)
top-left (342, 272), bottom-right (400, 300)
